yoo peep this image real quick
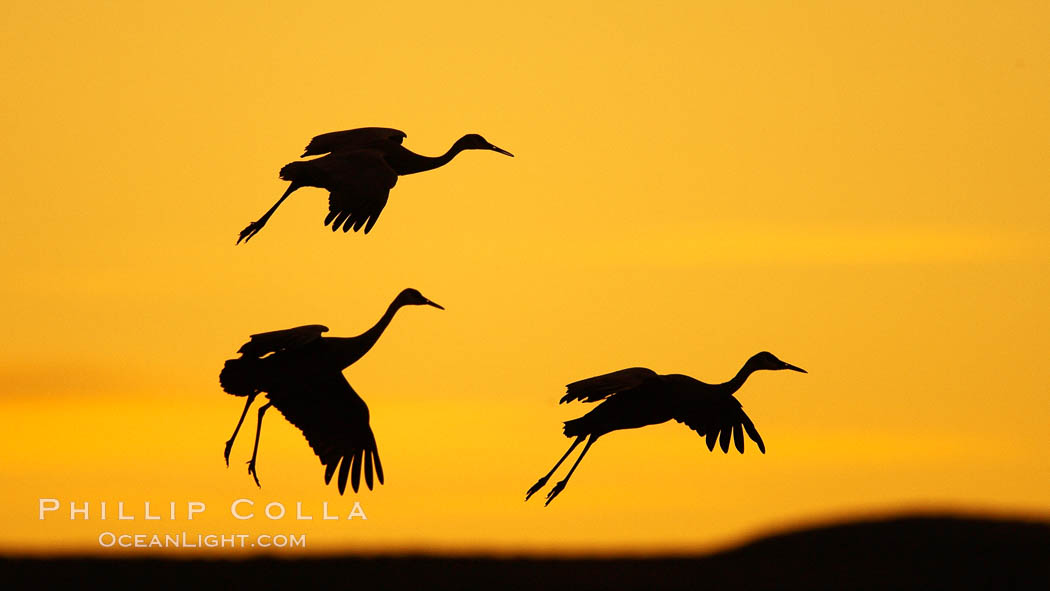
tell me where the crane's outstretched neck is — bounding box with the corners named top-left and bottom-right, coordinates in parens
top-left (396, 139), bottom-right (469, 175)
top-left (722, 362), bottom-right (758, 396)
top-left (330, 299), bottom-right (405, 369)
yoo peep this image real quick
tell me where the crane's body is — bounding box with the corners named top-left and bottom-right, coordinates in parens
top-left (236, 127), bottom-right (513, 243)
top-left (526, 353), bottom-right (806, 505)
top-left (218, 289), bottom-right (444, 494)
top-left (562, 374), bottom-right (710, 437)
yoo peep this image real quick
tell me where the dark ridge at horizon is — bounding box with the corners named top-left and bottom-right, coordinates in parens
top-left (3, 514), bottom-right (1048, 590)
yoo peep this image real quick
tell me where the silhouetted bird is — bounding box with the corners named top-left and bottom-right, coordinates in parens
top-left (237, 127), bottom-right (513, 243)
top-left (218, 288), bottom-right (444, 494)
top-left (525, 352), bottom-right (806, 506)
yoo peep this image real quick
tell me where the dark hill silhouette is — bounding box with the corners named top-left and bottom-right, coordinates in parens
top-left (3, 514), bottom-right (1048, 590)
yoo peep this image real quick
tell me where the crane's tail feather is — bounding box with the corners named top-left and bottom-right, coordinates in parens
top-left (219, 358), bottom-right (261, 397)
top-left (279, 161), bottom-right (311, 182)
top-left (563, 417), bottom-right (588, 438)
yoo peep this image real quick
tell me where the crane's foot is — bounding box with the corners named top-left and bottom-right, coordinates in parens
top-left (544, 480), bottom-right (567, 506)
top-left (525, 477), bottom-right (549, 501)
top-left (237, 219), bottom-right (266, 244)
top-left (224, 440), bottom-right (234, 467)
top-left (247, 459), bottom-right (261, 488)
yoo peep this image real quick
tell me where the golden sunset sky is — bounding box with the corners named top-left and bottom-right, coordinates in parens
top-left (1, 1), bottom-right (1048, 555)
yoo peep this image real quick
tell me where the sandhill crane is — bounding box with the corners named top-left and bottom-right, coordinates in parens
top-left (236, 127), bottom-right (513, 243)
top-left (218, 288), bottom-right (444, 494)
top-left (525, 352), bottom-right (806, 505)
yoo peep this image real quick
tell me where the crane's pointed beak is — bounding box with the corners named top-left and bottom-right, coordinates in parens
top-left (488, 144), bottom-right (514, 157)
top-left (425, 299), bottom-right (445, 310)
top-left (783, 362), bottom-right (807, 373)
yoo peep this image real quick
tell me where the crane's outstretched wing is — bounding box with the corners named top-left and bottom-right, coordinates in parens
top-left (674, 395), bottom-right (765, 454)
top-left (322, 150), bottom-right (399, 234)
top-left (237, 325), bottom-right (329, 359)
top-left (560, 367), bottom-right (660, 404)
top-left (302, 127), bottom-right (407, 158)
top-left (268, 372), bottom-right (383, 494)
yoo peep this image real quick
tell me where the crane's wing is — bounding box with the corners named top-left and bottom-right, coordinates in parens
top-left (302, 127), bottom-right (407, 157)
top-left (236, 325), bottom-right (329, 359)
top-left (560, 367), bottom-right (661, 404)
top-left (674, 395), bottom-right (765, 454)
top-left (268, 372), bottom-right (383, 494)
top-left (322, 150), bottom-right (399, 234)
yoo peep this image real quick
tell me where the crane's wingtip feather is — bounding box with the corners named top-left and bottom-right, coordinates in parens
top-left (364, 450), bottom-right (374, 490)
top-left (337, 454), bottom-right (351, 494)
top-left (324, 458), bottom-right (338, 485)
top-left (350, 450), bottom-right (363, 494)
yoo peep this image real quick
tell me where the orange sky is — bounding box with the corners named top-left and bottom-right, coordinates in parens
top-left (1, 1), bottom-right (1048, 555)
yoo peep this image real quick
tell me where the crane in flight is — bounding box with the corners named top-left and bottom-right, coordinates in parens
top-left (218, 288), bottom-right (444, 494)
top-left (525, 352), bottom-right (806, 506)
top-left (237, 127), bottom-right (513, 243)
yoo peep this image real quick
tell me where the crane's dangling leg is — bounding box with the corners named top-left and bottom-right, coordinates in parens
top-left (237, 182), bottom-right (300, 244)
top-left (525, 436), bottom-right (584, 501)
top-left (246, 401), bottom-right (273, 487)
top-left (545, 434), bottom-right (597, 506)
top-left (224, 392), bottom-right (258, 466)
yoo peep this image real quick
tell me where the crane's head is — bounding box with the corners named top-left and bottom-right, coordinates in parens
top-left (456, 134), bottom-right (514, 157)
top-left (748, 351), bottom-right (806, 373)
top-left (395, 288), bottom-right (445, 310)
